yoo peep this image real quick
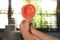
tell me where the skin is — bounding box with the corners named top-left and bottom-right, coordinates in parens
top-left (19, 20), bottom-right (60, 40)
top-left (31, 24), bottom-right (60, 40)
top-left (19, 21), bottom-right (37, 40)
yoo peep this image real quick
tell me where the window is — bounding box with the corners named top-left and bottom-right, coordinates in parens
top-left (31, 0), bottom-right (57, 29)
top-left (0, 0), bottom-right (57, 29)
top-left (0, 0), bottom-right (8, 29)
top-left (0, 0), bottom-right (24, 29)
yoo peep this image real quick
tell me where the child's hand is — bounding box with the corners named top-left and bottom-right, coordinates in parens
top-left (19, 20), bottom-right (30, 33)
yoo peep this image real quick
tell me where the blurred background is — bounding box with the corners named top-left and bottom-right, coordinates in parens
top-left (0, 0), bottom-right (57, 29)
top-left (0, 0), bottom-right (60, 40)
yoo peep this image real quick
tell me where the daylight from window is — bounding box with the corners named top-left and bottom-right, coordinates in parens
top-left (0, 0), bottom-right (57, 29)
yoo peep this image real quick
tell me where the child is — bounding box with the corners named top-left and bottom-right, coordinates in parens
top-left (19, 20), bottom-right (60, 40)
